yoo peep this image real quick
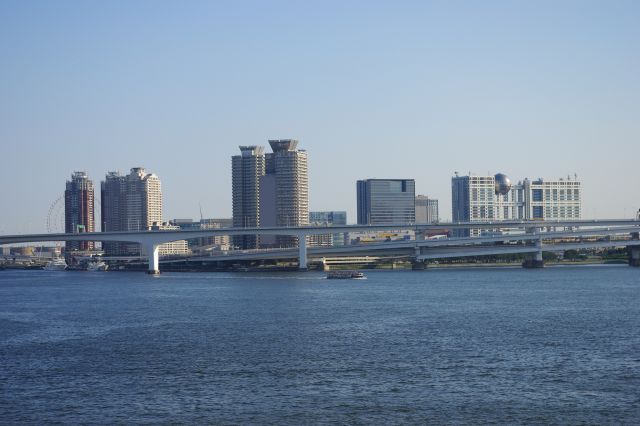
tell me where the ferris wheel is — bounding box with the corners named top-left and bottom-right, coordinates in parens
top-left (46, 195), bottom-right (64, 233)
top-left (46, 196), bottom-right (102, 233)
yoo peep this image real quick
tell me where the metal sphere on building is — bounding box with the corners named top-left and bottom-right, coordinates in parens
top-left (494, 173), bottom-right (512, 195)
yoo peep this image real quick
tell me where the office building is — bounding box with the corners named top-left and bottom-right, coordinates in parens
top-left (232, 146), bottom-right (265, 249)
top-left (451, 172), bottom-right (582, 236)
top-left (64, 171), bottom-right (95, 251)
top-left (309, 211), bottom-right (347, 247)
top-left (415, 196), bottom-right (439, 224)
top-left (524, 177), bottom-right (581, 221)
top-left (357, 179), bottom-right (415, 225)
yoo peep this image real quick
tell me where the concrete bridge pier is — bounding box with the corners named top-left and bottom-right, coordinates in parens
top-left (629, 232), bottom-right (640, 267)
top-left (319, 258), bottom-right (329, 271)
top-left (411, 260), bottom-right (426, 270)
top-left (146, 243), bottom-right (160, 274)
top-left (523, 252), bottom-right (544, 268)
top-left (298, 235), bottom-right (308, 270)
top-left (629, 246), bottom-right (640, 267)
top-left (523, 238), bottom-right (544, 269)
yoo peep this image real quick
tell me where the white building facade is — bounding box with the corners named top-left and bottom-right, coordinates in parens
top-left (452, 173), bottom-right (581, 236)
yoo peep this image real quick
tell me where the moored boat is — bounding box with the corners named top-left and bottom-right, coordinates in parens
top-left (44, 258), bottom-right (67, 271)
top-left (86, 260), bottom-right (108, 272)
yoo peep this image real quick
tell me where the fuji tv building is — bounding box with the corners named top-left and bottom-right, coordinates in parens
top-left (451, 172), bottom-right (582, 237)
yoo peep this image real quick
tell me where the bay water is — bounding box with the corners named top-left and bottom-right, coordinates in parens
top-left (1, 266), bottom-right (639, 423)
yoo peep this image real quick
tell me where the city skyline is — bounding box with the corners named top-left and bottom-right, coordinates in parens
top-left (0, 154), bottom-right (628, 234)
top-left (1, 1), bottom-right (639, 234)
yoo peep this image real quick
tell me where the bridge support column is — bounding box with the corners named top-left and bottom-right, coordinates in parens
top-left (523, 253), bottom-right (544, 268)
top-left (628, 246), bottom-right (640, 267)
top-left (298, 235), bottom-right (307, 271)
top-left (523, 239), bottom-right (544, 269)
top-left (320, 258), bottom-right (328, 271)
top-left (146, 243), bottom-right (160, 274)
top-left (411, 260), bottom-right (426, 270)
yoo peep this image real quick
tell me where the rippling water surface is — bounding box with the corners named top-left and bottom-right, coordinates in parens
top-left (1, 266), bottom-right (640, 424)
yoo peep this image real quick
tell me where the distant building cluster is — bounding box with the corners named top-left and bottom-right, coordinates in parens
top-left (63, 168), bottom-right (188, 257)
top-left (170, 218), bottom-right (232, 252)
top-left (61, 141), bottom-right (584, 259)
top-left (309, 211), bottom-right (347, 247)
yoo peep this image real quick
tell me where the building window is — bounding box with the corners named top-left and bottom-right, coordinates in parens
top-left (532, 189), bottom-right (543, 202)
top-left (533, 206), bottom-right (543, 219)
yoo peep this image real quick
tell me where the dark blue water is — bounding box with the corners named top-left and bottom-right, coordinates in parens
top-left (1, 266), bottom-right (640, 424)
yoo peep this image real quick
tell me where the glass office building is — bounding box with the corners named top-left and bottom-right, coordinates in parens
top-left (357, 179), bottom-right (416, 225)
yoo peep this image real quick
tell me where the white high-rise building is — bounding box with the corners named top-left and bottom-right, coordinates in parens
top-left (125, 167), bottom-right (162, 232)
top-left (523, 178), bottom-right (581, 221)
top-left (452, 172), bottom-right (581, 236)
top-left (102, 167), bottom-right (172, 255)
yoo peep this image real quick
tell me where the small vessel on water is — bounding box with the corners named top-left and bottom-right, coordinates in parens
top-left (326, 270), bottom-right (366, 280)
top-left (86, 260), bottom-right (108, 272)
top-left (44, 258), bottom-right (67, 271)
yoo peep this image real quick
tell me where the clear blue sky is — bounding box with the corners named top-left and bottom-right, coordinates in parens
top-left (1, 0), bottom-right (639, 233)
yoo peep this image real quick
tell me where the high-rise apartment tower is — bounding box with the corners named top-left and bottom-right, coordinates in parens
top-left (101, 171), bottom-right (126, 255)
top-left (231, 146), bottom-right (266, 249)
top-left (232, 140), bottom-right (309, 249)
top-left (64, 171), bottom-right (95, 251)
top-left (266, 139), bottom-right (309, 247)
top-left (100, 167), bottom-right (163, 255)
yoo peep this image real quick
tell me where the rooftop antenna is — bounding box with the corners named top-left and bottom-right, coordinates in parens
top-left (199, 203), bottom-right (204, 222)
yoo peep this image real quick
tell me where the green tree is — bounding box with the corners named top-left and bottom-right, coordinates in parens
top-left (564, 249), bottom-right (579, 261)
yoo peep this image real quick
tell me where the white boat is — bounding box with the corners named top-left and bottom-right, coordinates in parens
top-left (326, 270), bottom-right (366, 280)
top-left (86, 260), bottom-right (108, 272)
top-left (44, 258), bottom-right (68, 271)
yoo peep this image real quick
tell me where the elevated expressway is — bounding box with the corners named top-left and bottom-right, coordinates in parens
top-left (165, 225), bottom-right (640, 267)
top-left (1, 219), bottom-right (639, 273)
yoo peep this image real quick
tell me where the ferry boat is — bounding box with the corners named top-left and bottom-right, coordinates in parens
top-left (326, 270), bottom-right (366, 280)
top-left (86, 260), bottom-right (108, 272)
top-left (44, 258), bottom-right (67, 271)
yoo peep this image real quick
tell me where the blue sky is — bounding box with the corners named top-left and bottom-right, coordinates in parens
top-left (1, 0), bottom-right (639, 233)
